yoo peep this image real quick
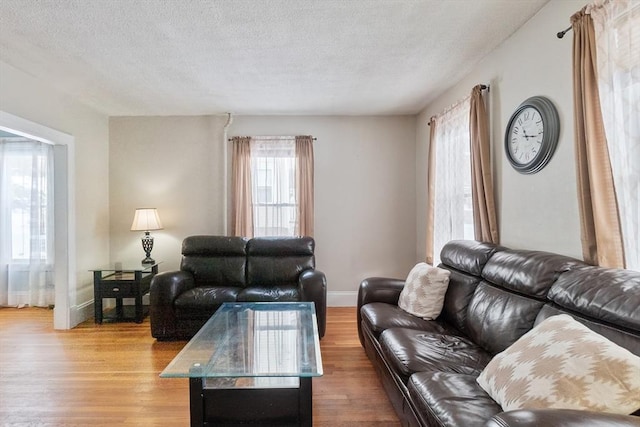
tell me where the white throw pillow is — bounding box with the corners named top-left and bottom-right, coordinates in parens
top-left (397, 262), bottom-right (450, 320)
top-left (476, 314), bottom-right (640, 415)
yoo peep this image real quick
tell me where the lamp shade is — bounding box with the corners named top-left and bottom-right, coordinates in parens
top-left (130, 208), bottom-right (163, 231)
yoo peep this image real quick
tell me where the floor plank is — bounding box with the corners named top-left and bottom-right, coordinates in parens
top-left (0, 306), bottom-right (399, 426)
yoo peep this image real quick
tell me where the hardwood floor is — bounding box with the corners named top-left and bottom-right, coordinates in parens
top-left (0, 307), bottom-right (399, 426)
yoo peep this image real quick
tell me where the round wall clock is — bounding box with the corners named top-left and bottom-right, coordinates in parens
top-left (504, 96), bottom-right (560, 174)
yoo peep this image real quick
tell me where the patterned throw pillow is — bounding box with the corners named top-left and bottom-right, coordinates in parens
top-left (477, 314), bottom-right (640, 414)
top-left (398, 263), bottom-right (450, 320)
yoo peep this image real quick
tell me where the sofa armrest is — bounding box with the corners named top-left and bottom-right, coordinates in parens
top-left (356, 277), bottom-right (405, 346)
top-left (485, 409), bottom-right (640, 427)
top-left (357, 277), bottom-right (405, 309)
top-left (149, 270), bottom-right (195, 340)
top-left (299, 269), bottom-right (327, 339)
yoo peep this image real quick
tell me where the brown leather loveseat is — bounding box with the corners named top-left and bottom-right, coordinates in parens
top-left (150, 235), bottom-right (327, 340)
top-left (358, 240), bottom-right (640, 427)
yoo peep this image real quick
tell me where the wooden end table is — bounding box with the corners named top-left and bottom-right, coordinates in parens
top-left (91, 262), bottom-right (160, 324)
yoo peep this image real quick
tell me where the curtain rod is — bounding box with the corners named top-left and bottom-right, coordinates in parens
top-left (228, 136), bottom-right (317, 142)
top-left (427, 84), bottom-right (489, 126)
top-left (557, 25), bottom-right (572, 38)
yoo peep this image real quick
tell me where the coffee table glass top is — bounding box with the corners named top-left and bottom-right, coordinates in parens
top-left (160, 302), bottom-right (323, 379)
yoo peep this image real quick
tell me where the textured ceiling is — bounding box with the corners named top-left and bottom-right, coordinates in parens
top-left (0, 0), bottom-right (549, 116)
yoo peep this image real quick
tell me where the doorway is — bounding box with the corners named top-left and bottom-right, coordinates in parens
top-left (0, 110), bottom-right (74, 329)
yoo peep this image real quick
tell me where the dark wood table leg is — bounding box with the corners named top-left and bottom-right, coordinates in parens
top-left (299, 377), bottom-right (312, 427)
top-left (189, 377), bottom-right (204, 427)
top-left (115, 297), bottom-right (124, 319)
top-left (93, 271), bottom-right (102, 324)
top-left (134, 270), bottom-right (143, 323)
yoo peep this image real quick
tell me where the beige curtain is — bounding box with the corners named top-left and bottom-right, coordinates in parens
top-left (469, 85), bottom-right (499, 244)
top-left (231, 136), bottom-right (254, 237)
top-left (572, 9), bottom-right (624, 267)
top-left (295, 135), bottom-right (314, 237)
top-left (425, 118), bottom-right (437, 265)
top-left (590, 0), bottom-right (639, 271)
top-left (429, 96), bottom-right (474, 266)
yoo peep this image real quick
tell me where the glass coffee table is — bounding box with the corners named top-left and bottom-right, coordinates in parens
top-left (161, 302), bottom-right (323, 426)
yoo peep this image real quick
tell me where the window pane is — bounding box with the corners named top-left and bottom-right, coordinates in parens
top-left (251, 139), bottom-right (297, 237)
top-left (5, 145), bottom-right (51, 261)
top-left (432, 97), bottom-right (474, 265)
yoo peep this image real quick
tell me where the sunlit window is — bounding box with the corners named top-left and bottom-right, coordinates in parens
top-left (251, 138), bottom-right (297, 237)
top-left (2, 141), bottom-right (52, 262)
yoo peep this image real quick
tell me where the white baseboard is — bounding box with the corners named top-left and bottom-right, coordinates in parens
top-left (66, 292), bottom-right (357, 329)
top-left (327, 291), bottom-right (357, 307)
top-left (70, 299), bottom-right (94, 328)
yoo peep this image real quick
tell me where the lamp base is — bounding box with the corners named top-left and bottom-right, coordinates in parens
top-left (141, 256), bottom-right (156, 265)
top-left (140, 232), bottom-right (155, 265)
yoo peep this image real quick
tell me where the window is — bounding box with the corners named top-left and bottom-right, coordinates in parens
top-left (251, 139), bottom-right (297, 237)
top-left (592, 1), bottom-right (639, 270)
top-left (430, 96), bottom-right (475, 265)
top-left (231, 135), bottom-right (314, 238)
top-left (0, 137), bottom-right (55, 308)
top-left (1, 140), bottom-right (53, 262)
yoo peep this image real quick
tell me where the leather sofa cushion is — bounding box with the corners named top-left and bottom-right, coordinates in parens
top-left (175, 307), bottom-right (218, 321)
top-left (247, 236), bottom-right (314, 256)
top-left (438, 268), bottom-right (483, 335)
top-left (182, 235), bottom-right (248, 256)
top-left (361, 303), bottom-right (457, 339)
top-left (466, 282), bottom-right (544, 355)
top-left (439, 240), bottom-right (501, 276)
top-left (237, 285), bottom-right (300, 302)
top-left (486, 409), bottom-right (640, 426)
top-left (408, 372), bottom-right (502, 427)
top-left (174, 286), bottom-right (240, 310)
top-left (181, 257), bottom-right (247, 288)
top-left (180, 236), bottom-right (248, 287)
top-left (548, 266), bottom-right (640, 333)
top-left (246, 257), bottom-right (314, 287)
top-left (481, 249), bottom-right (584, 298)
top-left (379, 328), bottom-right (492, 383)
top-left (246, 237), bottom-right (315, 287)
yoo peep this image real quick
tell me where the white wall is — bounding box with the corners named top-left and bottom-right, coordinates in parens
top-left (416, 0), bottom-right (585, 261)
top-left (0, 60), bottom-right (110, 325)
top-left (109, 115), bottom-right (228, 270)
top-left (230, 116), bottom-right (417, 304)
top-left (109, 115), bottom-right (417, 304)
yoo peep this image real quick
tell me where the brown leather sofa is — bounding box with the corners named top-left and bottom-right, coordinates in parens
top-left (150, 235), bottom-right (327, 340)
top-left (357, 240), bottom-right (640, 427)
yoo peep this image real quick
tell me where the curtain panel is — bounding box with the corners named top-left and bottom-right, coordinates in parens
top-left (572, 5), bottom-right (625, 268)
top-left (590, 0), bottom-right (639, 271)
top-left (0, 140), bottom-right (55, 307)
top-left (231, 136), bottom-right (254, 237)
top-left (425, 118), bottom-right (438, 265)
top-left (428, 95), bottom-right (474, 266)
top-left (295, 135), bottom-right (314, 237)
top-left (469, 85), bottom-right (499, 244)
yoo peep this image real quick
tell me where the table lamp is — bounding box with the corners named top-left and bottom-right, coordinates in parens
top-left (130, 208), bottom-right (163, 264)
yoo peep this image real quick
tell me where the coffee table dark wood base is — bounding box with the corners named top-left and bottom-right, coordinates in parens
top-left (189, 377), bottom-right (312, 427)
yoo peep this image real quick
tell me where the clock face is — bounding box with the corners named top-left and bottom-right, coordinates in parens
top-left (507, 107), bottom-right (544, 165)
top-left (504, 96), bottom-right (560, 174)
